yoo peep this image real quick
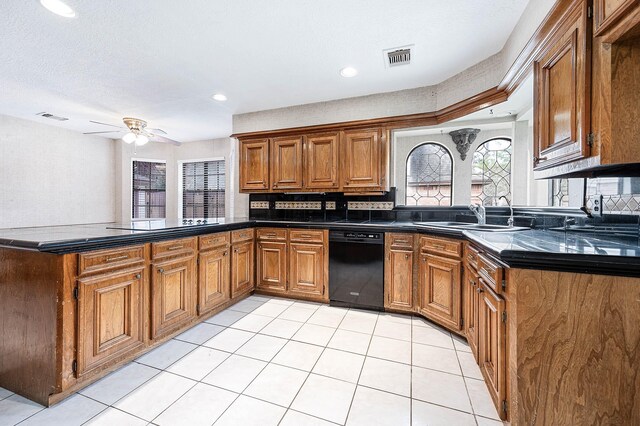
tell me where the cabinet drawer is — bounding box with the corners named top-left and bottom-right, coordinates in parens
top-left (477, 253), bottom-right (504, 294)
top-left (420, 236), bottom-right (462, 258)
top-left (256, 228), bottom-right (287, 241)
top-left (464, 244), bottom-right (481, 270)
top-left (199, 232), bottom-right (230, 251)
top-left (152, 237), bottom-right (197, 260)
top-left (231, 228), bottom-right (255, 243)
top-left (78, 245), bottom-right (146, 276)
top-left (388, 233), bottom-right (414, 250)
top-left (289, 229), bottom-right (325, 243)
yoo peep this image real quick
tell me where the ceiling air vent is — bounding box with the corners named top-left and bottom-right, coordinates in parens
top-left (385, 47), bottom-right (412, 67)
top-left (36, 112), bottom-right (69, 121)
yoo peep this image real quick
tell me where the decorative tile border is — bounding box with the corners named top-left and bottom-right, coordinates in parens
top-left (250, 201), bottom-right (270, 209)
top-left (275, 201), bottom-right (322, 210)
top-left (587, 194), bottom-right (640, 215)
top-left (325, 201), bottom-right (336, 210)
top-left (347, 201), bottom-right (394, 211)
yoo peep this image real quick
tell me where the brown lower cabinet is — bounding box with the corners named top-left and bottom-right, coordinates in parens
top-left (76, 266), bottom-right (146, 377)
top-left (418, 252), bottom-right (463, 332)
top-left (256, 241), bottom-right (288, 293)
top-left (384, 233), bottom-right (414, 312)
top-left (289, 242), bottom-right (325, 298)
top-left (463, 267), bottom-right (480, 359)
top-left (478, 278), bottom-right (507, 418)
top-left (151, 255), bottom-right (197, 340)
top-left (255, 228), bottom-right (328, 301)
top-left (198, 245), bottom-right (230, 315)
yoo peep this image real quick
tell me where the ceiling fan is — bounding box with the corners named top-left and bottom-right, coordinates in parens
top-left (83, 118), bottom-right (181, 146)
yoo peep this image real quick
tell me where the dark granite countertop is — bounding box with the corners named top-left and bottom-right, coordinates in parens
top-left (1, 218), bottom-right (639, 276)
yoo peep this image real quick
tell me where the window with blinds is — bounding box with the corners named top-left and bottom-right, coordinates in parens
top-left (182, 160), bottom-right (225, 219)
top-left (132, 160), bottom-right (167, 219)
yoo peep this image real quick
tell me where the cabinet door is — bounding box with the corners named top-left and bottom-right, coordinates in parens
top-left (231, 240), bottom-right (255, 297)
top-left (419, 253), bottom-right (462, 331)
top-left (478, 280), bottom-right (507, 420)
top-left (385, 248), bottom-right (413, 311)
top-left (198, 247), bottom-right (230, 315)
top-left (305, 133), bottom-right (339, 189)
top-left (151, 257), bottom-right (196, 339)
top-left (256, 241), bottom-right (288, 293)
top-left (271, 136), bottom-right (303, 190)
top-left (464, 267), bottom-right (480, 360)
top-left (594, 0), bottom-right (637, 35)
top-left (342, 129), bottom-right (381, 189)
top-left (240, 139), bottom-right (269, 191)
top-left (533, 2), bottom-right (591, 170)
top-left (289, 242), bottom-right (326, 299)
top-left (77, 267), bottom-right (146, 376)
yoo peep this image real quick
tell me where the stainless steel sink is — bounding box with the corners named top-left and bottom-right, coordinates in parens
top-left (413, 222), bottom-right (529, 232)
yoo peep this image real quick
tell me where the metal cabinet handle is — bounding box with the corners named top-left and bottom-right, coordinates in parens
top-left (158, 268), bottom-right (164, 273)
top-left (299, 234), bottom-right (312, 238)
top-left (168, 245), bottom-right (183, 251)
top-left (405, 253), bottom-right (410, 260)
top-left (433, 244), bottom-right (446, 250)
top-left (476, 287), bottom-right (483, 294)
top-left (223, 251), bottom-right (228, 256)
top-left (106, 254), bottom-right (128, 262)
top-left (135, 273), bottom-right (141, 279)
top-left (534, 156), bottom-right (548, 163)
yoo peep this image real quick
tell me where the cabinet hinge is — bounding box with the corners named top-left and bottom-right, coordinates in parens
top-left (460, 318), bottom-right (464, 327)
top-left (502, 311), bottom-right (507, 323)
top-left (587, 5), bottom-right (592, 18)
top-left (72, 360), bottom-right (77, 374)
top-left (501, 279), bottom-right (506, 291)
top-left (587, 132), bottom-right (594, 147)
top-left (502, 399), bottom-right (508, 414)
top-left (73, 287), bottom-right (79, 300)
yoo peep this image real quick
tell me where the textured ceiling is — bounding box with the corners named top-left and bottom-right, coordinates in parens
top-left (0, 0), bottom-right (528, 141)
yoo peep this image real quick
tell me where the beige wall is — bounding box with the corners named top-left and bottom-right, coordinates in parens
top-left (0, 115), bottom-right (116, 229)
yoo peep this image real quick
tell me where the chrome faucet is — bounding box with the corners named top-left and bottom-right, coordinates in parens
top-left (499, 195), bottom-right (514, 227)
top-left (469, 203), bottom-right (486, 225)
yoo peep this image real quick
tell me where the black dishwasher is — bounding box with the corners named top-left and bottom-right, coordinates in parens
top-left (329, 230), bottom-right (384, 311)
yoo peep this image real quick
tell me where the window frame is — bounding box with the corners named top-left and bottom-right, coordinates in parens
top-left (131, 158), bottom-right (167, 221)
top-left (177, 157), bottom-right (226, 219)
top-left (470, 137), bottom-right (513, 206)
top-left (405, 142), bottom-right (454, 207)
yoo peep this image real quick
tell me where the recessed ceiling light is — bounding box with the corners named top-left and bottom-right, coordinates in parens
top-left (212, 94), bottom-right (227, 102)
top-left (40, 0), bottom-right (76, 18)
top-left (340, 67), bottom-right (358, 78)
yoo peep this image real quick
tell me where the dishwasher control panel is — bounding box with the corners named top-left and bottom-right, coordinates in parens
top-left (343, 232), bottom-right (381, 239)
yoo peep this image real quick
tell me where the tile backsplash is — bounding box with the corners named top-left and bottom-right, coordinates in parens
top-left (587, 177), bottom-right (640, 215)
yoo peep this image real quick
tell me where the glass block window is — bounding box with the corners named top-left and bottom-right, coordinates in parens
top-left (406, 143), bottom-right (453, 206)
top-left (181, 160), bottom-right (226, 219)
top-left (471, 138), bottom-right (512, 206)
top-left (132, 161), bottom-right (166, 219)
top-left (551, 178), bottom-right (570, 207)
top-left (586, 177), bottom-right (640, 214)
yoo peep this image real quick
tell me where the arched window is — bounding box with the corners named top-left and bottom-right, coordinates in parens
top-left (406, 143), bottom-right (453, 206)
top-left (471, 138), bottom-right (512, 206)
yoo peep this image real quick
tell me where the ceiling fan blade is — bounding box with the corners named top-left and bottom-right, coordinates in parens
top-left (149, 134), bottom-right (182, 146)
top-left (89, 120), bottom-right (122, 128)
top-left (83, 130), bottom-right (122, 135)
top-left (146, 127), bottom-right (167, 135)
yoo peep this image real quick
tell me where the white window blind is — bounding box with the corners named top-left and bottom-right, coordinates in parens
top-left (182, 160), bottom-right (225, 219)
top-left (132, 160), bottom-right (166, 219)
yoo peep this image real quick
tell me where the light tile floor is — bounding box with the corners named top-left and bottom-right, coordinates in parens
top-left (0, 295), bottom-right (505, 425)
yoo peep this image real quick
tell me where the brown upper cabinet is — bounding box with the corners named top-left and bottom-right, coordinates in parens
top-left (271, 136), bottom-right (303, 191)
top-left (240, 139), bottom-right (270, 191)
top-left (342, 128), bottom-right (383, 190)
top-left (238, 127), bottom-right (387, 193)
top-left (533, 0), bottom-right (591, 170)
top-left (594, 0), bottom-right (638, 35)
top-left (305, 132), bottom-right (340, 190)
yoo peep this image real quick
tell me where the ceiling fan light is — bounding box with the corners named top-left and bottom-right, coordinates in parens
top-left (122, 132), bottom-right (136, 144)
top-left (135, 134), bottom-right (149, 146)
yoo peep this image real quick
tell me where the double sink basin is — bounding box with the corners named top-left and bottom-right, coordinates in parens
top-left (414, 221), bottom-right (529, 232)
